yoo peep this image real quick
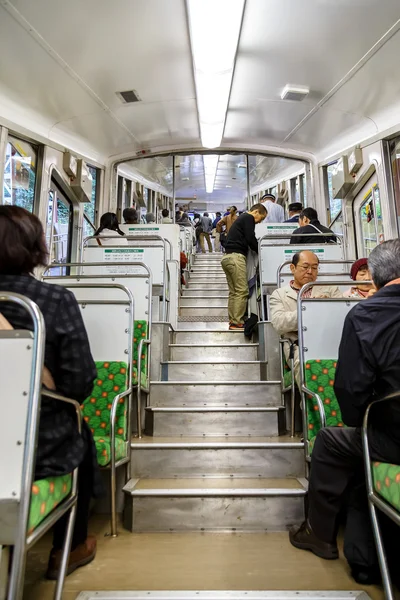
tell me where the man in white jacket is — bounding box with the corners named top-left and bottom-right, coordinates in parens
top-left (261, 193), bottom-right (284, 223)
top-left (270, 250), bottom-right (342, 386)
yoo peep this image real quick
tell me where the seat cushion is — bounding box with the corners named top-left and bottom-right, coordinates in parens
top-left (82, 361), bottom-right (128, 439)
top-left (133, 320), bottom-right (149, 385)
top-left (305, 359), bottom-right (344, 440)
top-left (29, 474), bottom-right (72, 534)
top-left (372, 462), bottom-right (400, 511)
top-left (93, 436), bottom-right (127, 467)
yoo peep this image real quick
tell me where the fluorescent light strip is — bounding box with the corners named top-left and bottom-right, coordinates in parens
top-left (203, 155), bottom-right (219, 194)
top-left (187, 0), bottom-right (245, 149)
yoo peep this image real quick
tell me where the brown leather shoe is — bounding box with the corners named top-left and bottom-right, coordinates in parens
top-left (46, 535), bottom-right (97, 580)
top-left (289, 520), bottom-right (338, 560)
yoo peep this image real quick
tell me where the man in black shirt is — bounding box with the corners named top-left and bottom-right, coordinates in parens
top-left (290, 207), bottom-right (337, 244)
top-left (289, 239), bottom-right (400, 583)
top-left (221, 203), bottom-right (267, 330)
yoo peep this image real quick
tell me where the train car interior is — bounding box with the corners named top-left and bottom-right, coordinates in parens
top-left (1, 1), bottom-right (400, 599)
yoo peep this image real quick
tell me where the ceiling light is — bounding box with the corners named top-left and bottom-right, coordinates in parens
top-left (203, 155), bottom-right (219, 193)
top-left (187, 0), bottom-right (245, 149)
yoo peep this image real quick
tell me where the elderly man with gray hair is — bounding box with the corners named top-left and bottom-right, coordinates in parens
top-left (290, 239), bottom-right (400, 585)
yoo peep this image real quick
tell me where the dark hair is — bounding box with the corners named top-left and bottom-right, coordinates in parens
top-left (216, 212), bottom-right (222, 217)
top-left (261, 194), bottom-right (276, 202)
top-left (175, 211), bottom-right (181, 221)
top-left (249, 203), bottom-right (268, 214)
top-left (162, 209), bottom-right (169, 218)
top-left (300, 207), bottom-right (318, 221)
top-left (289, 202), bottom-right (303, 212)
top-left (204, 212), bottom-right (209, 217)
top-left (95, 212), bottom-right (124, 236)
top-left (123, 207), bottom-right (138, 224)
top-left (180, 212), bottom-right (189, 222)
top-left (230, 206), bottom-right (238, 213)
top-left (292, 251), bottom-right (320, 267)
top-left (0, 206), bottom-right (48, 274)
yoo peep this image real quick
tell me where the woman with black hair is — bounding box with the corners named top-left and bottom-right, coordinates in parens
top-left (94, 212), bottom-right (127, 245)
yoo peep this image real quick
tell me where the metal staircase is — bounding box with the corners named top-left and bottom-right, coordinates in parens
top-left (124, 253), bottom-right (306, 532)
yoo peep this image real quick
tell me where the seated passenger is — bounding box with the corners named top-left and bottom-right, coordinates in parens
top-left (343, 258), bottom-right (374, 298)
top-left (123, 207), bottom-right (139, 224)
top-left (284, 202), bottom-right (303, 224)
top-left (94, 212), bottom-right (127, 245)
top-left (0, 206), bottom-right (100, 578)
top-left (270, 250), bottom-right (342, 386)
top-left (290, 207), bottom-right (337, 244)
top-left (289, 240), bottom-right (400, 584)
top-left (145, 212), bottom-right (156, 224)
top-left (161, 209), bottom-right (173, 224)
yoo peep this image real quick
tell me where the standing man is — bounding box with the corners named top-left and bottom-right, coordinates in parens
top-left (199, 212), bottom-right (213, 253)
top-left (261, 193), bottom-right (284, 223)
top-left (212, 212), bottom-right (222, 252)
top-left (221, 203), bottom-right (267, 330)
top-left (285, 202), bottom-right (303, 223)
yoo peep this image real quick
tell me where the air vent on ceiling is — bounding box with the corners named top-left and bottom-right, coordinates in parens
top-left (281, 85), bottom-right (309, 101)
top-left (117, 89), bottom-right (141, 103)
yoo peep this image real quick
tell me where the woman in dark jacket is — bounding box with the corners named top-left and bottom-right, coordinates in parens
top-left (0, 206), bottom-right (99, 578)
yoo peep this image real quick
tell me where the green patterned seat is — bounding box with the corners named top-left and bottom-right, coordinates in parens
top-left (283, 369), bottom-right (293, 389)
top-left (305, 359), bottom-right (344, 451)
top-left (28, 474), bottom-right (72, 534)
top-left (372, 462), bottom-right (400, 511)
top-left (82, 361), bottom-right (128, 467)
top-left (133, 320), bottom-right (149, 389)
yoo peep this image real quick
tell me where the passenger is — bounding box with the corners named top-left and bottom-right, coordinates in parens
top-left (122, 207), bottom-right (139, 224)
top-left (284, 202), bottom-right (303, 224)
top-left (161, 209), bottom-right (173, 224)
top-left (179, 212), bottom-right (192, 224)
top-left (270, 251), bottom-right (342, 386)
top-left (260, 193), bottom-right (284, 223)
top-left (94, 212), bottom-right (127, 245)
top-left (0, 206), bottom-right (99, 578)
top-left (343, 258), bottom-right (374, 298)
top-left (199, 212), bottom-right (213, 254)
top-left (290, 207), bottom-right (337, 244)
top-left (221, 203), bottom-right (267, 330)
top-left (213, 212), bottom-right (222, 252)
top-left (145, 212), bottom-right (156, 224)
top-left (289, 240), bottom-right (400, 584)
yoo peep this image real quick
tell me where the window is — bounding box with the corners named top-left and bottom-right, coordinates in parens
top-left (389, 137), bottom-right (400, 233)
top-left (46, 182), bottom-right (73, 275)
top-left (360, 185), bottom-right (383, 256)
top-left (326, 163), bottom-right (342, 223)
top-left (3, 135), bottom-right (38, 212)
top-left (83, 166), bottom-right (98, 237)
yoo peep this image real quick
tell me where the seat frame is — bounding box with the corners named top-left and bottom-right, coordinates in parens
top-left (0, 292), bottom-right (80, 600)
top-left (362, 392), bottom-right (400, 600)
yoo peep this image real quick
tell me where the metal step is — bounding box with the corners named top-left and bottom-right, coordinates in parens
top-left (169, 343), bottom-right (258, 361)
top-left (182, 289), bottom-right (229, 297)
top-left (149, 381), bottom-right (281, 407)
top-left (161, 361), bottom-right (267, 381)
top-left (191, 268), bottom-right (224, 274)
top-left (123, 477), bottom-right (307, 532)
top-left (190, 275), bottom-right (226, 280)
top-left (130, 435), bottom-right (305, 478)
top-left (145, 406), bottom-right (285, 436)
top-left (176, 321), bottom-right (229, 330)
top-left (180, 297), bottom-right (228, 308)
top-left (186, 283), bottom-right (228, 291)
top-left (180, 306), bottom-right (228, 317)
top-left (173, 329), bottom-right (252, 344)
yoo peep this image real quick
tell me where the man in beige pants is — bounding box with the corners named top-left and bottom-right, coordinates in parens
top-left (221, 204), bottom-right (267, 330)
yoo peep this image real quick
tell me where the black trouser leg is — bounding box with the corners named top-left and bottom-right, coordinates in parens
top-left (52, 444), bottom-right (93, 551)
top-left (307, 427), bottom-right (365, 543)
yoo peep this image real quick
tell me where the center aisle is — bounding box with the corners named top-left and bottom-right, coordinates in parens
top-left (126, 253), bottom-right (306, 532)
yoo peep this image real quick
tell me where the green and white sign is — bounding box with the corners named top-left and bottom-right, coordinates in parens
top-left (284, 248), bottom-right (325, 257)
top-left (128, 227), bottom-right (160, 236)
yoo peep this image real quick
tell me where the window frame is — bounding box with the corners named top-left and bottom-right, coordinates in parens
top-left (2, 132), bottom-right (40, 213)
top-left (359, 184), bottom-right (382, 256)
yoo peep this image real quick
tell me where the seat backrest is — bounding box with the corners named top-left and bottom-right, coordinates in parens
top-left (255, 222), bottom-right (298, 243)
top-left (119, 224), bottom-right (180, 262)
top-left (259, 242), bottom-right (345, 288)
top-left (298, 289), bottom-right (360, 439)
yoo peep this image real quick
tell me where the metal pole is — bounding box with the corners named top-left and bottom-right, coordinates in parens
top-left (172, 155), bottom-right (176, 223)
top-left (0, 127), bottom-right (8, 203)
top-left (246, 154), bottom-right (251, 210)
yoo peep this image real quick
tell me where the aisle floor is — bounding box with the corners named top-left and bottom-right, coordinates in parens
top-left (23, 516), bottom-right (385, 600)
